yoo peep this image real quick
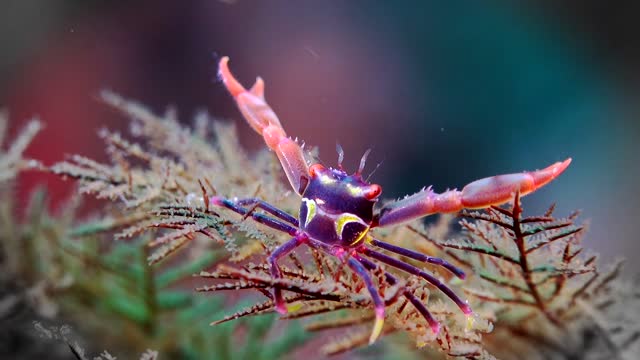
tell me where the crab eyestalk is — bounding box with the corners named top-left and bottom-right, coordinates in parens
top-left (356, 148), bottom-right (372, 176)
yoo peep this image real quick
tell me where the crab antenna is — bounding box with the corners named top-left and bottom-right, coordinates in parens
top-left (357, 149), bottom-right (372, 176)
top-left (366, 158), bottom-right (384, 182)
top-left (336, 143), bottom-right (345, 170)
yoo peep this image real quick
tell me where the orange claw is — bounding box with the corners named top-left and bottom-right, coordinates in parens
top-left (218, 56), bottom-right (245, 97)
top-left (377, 158), bottom-right (572, 227)
top-left (218, 56), bottom-right (310, 194)
top-left (529, 158), bottom-right (572, 188)
top-left (218, 57), bottom-right (282, 135)
top-left (219, 56), bottom-right (265, 99)
top-left (460, 158), bottom-right (572, 208)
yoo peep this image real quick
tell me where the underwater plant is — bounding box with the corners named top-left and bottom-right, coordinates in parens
top-left (0, 110), bottom-right (40, 184)
top-left (1, 70), bottom-right (638, 358)
top-left (0, 110), bottom-right (310, 359)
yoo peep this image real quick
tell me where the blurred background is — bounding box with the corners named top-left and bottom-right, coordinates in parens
top-left (1, 0), bottom-right (638, 274)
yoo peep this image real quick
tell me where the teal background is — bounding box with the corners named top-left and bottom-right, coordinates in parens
top-left (2, 1), bottom-right (638, 272)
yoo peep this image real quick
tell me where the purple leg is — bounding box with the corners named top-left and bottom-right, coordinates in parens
top-left (361, 247), bottom-right (472, 315)
top-left (346, 257), bottom-right (385, 345)
top-left (269, 234), bottom-right (307, 314)
top-left (210, 196), bottom-right (298, 236)
top-left (370, 238), bottom-right (465, 279)
top-left (357, 256), bottom-right (440, 334)
top-left (233, 197), bottom-right (299, 226)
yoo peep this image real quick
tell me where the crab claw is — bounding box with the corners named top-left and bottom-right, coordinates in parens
top-left (218, 56), bottom-right (265, 99)
top-left (218, 56), bottom-right (310, 195)
top-left (378, 158), bottom-right (572, 227)
top-left (460, 158), bottom-right (572, 208)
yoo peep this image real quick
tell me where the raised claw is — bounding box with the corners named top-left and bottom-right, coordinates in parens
top-left (219, 57), bottom-right (264, 99)
top-left (218, 57), bottom-right (283, 135)
top-left (219, 57), bottom-right (310, 194)
top-left (218, 56), bottom-right (247, 97)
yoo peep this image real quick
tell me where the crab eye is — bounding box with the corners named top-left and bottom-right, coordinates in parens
top-left (309, 163), bottom-right (326, 177)
top-left (364, 184), bottom-right (382, 200)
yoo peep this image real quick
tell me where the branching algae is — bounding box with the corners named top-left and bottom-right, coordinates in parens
top-left (0, 62), bottom-right (638, 359)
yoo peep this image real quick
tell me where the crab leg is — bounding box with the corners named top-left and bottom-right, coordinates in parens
top-left (306, 240), bottom-right (386, 343)
top-left (346, 257), bottom-right (386, 345)
top-left (358, 256), bottom-right (440, 335)
top-left (361, 247), bottom-right (472, 315)
top-left (212, 196), bottom-right (299, 226)
top-left (268, 234), bottom-right (308, 314)
top-left (210, 196), bottom-right (298, 236)
top-left (219, 57), bottom-right (310, 194)
top-left (369, 238), bottom-right (465, 279)
top-left (377, 158), bottom-right (571, 227)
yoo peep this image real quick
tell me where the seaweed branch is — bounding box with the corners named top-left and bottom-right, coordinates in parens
top-left (419, 192), bottom-right (638, 359)
top-left (18, 94), bottom-right (638, 359)
top-left (0, 110), bottom-right (42, 183)
top-left (49, 92), bottom-right (300, 265)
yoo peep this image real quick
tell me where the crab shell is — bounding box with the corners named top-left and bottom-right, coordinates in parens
top-left (299, 164), bottom-right (382, 247)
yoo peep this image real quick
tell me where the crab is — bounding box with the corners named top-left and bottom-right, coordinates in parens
top-left (213, 56), bottom-right (571, 344)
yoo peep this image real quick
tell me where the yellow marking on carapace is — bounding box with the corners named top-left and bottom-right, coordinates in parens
top-left (301, 198), bottom-right (316, 227)
top-left (346, 183), bottom-right (364, 196)
top-left (335, 213), bottom-right (368, 242)
top-left (349, 227), bottom-right (371, 246)
top-left (363, 234), bottom-right (374, 244)
top-left (319, 174), bottom-right (334, 185)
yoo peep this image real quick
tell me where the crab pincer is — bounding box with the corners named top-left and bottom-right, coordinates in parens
top-left (218, 57), bottom-right (309, 194)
